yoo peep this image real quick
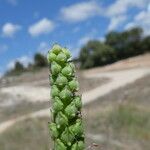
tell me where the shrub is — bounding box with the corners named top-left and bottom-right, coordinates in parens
top-left (79, 40), bottom-right (116, 69)
top-left (34, 53), bottom-right (47, 67)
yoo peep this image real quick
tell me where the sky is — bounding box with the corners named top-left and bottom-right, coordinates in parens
top-left (0, 0), bottom-right (150, 76)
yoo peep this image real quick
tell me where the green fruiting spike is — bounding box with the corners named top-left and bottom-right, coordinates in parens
top-left (48, 44), bottom-right (84, 150)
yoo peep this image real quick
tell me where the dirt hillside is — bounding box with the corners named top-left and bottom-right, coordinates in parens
top-left (85, 53), bottom-right (150, 75)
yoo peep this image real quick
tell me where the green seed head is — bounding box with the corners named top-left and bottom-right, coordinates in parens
top-left (47, 44), bottom-right (84, 149)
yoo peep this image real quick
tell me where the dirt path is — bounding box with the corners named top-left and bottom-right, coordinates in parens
top-left (0, 67), bottom-right (150, 133)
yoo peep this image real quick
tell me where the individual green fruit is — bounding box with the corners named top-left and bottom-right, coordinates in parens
top-left (59, 87), bottom-right (72, 100)
top-left (78, 141), bottom-right (85, 150)
top-left (49, 75), bottom-right (55, 85)
top-left (51, 62), bottom-right (62, 75)
top-left (69, 78), bottom-right (79, 91)
top-left (53, 97), bottom-right (64, 112)
top-left (47, 52), bottom-right (57, 62)
top-left (65, 102), bottom-right (77, 119)
top-left (55, 139), bottom-right (67, 150)
top-left (61, 127), bottom-right (74, 146)
top-left (52, 44), bottom-right (62, 54)
top-left (55, 112), bottom-right (68, 128)
top-left (55, 74), bottom-right (68, 87)
top-left (62, 48), bottom-right (71, 59)
top-left (71, 141), bottom-right (84, 150)
top-left (48, 123), bottom-right (59, 138)
top-left (61, 64), bottom-right (73, 77)
top-left (71, 143), bottom-right (78, 150)
top-left (56, 52), bottom-right (67, 63)
top-left (70, 63), bottom-right (76, 71)
top-left (74, 96), bottom-right (82, 109)
top-left (51, 85), bottom-right (59, 97)
top-left (69, 119), bottom-right (84, 137)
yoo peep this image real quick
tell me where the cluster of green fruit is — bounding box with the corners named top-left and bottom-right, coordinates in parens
top-left (47, 44), bottom-right (85, 150)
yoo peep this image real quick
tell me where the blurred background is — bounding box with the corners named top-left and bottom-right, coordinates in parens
top-left (0, 0), bottom-right (150, 149)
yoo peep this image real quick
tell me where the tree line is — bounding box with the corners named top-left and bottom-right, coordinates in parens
top-left (7, 27), bottom-right (150, 75)
top-left (6, 53), bottom-right (47, 75)
top-left (79, 27), bottom-right (150, 69)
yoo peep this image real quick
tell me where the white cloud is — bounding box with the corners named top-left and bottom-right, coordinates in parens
top-left (78, 36), bottom-right (93, 46)
top-left (98, 37), bottom-right (105, 42)
top-left (60, 1), bottom-right (101, 22)
top-left (106, 0), bottom-right (149, 31)
top-left (0, 44), bottom-right (8, 54)
top-left (107, 0), bottom-right (148, 17)
top-left (72, 27), bottom-right (80, 33)
top-left (2, 23), bottom-right (21, 37)
top-left (125, 22), bottom-right (136, 30)
top-left (7, 0), bottom-right (18, 6)
top-left (28, 18), bottom-right (55, 37)
top-left (108, 15), bottom-right (127, 31)
top-left (125, 8), bottom-right (150, 35)
top-left (7, 56), bottom-right (32, 69)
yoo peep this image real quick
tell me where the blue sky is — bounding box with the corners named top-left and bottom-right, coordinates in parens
top-left (0, 0), bottom-right (150, 76)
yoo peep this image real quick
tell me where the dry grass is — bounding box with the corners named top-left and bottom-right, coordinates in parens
top-left (84, 74), bottom-right (150, 150)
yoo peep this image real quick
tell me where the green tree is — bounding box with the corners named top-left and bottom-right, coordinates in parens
top-left (79, 40), bottom-right (116, 68)
top-left (141, 36), bottom-right (150, 52)
top-left (105, 27), bottom-right (143, 59)
top-left (14, 61), bottom-right (24, 72)
top-left (34, 53), bottom-right (47, 67)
